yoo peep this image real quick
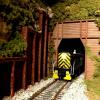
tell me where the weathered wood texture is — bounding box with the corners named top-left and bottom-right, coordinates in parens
top-left (43, 14), bottom-right (48, 78)
top-left (0, 10), bottom-right (49, 98)
top-left (31, 34), bottom-right (36, 84)
top-left (53, 21), bottom-right (100, 39)
top-left (53, 20), bottom-right (100, 79)
top-left (0, 57), bottom-right (26, 98)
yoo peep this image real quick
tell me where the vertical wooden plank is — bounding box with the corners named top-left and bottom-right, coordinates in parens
top-left (85, 21), bottom-right (88, 79)
top-left (10, 61), bottom-right (15, 97)
top-left (47, 32), bottom-right (51, 77)
top-left (45, 21), bottom-right (49, 77)
top-left (80, 21), bottom-right (85, 45)
top-left (62, 22), bottom-right (63, 38)
top-left (85, 21), bottom-right (88, 45)
top-left (21, 26), bottom-right (28, 85)
top-left (37, 10), bottom-right (43, 80)
top-left (43, 14), bottom-right (48, 78)
top-left (22, 61), bottom-right (26, 89)
top-left (38, 35), bottom-right (42, 81)
top-left (39, 10), bottom-right (43, 32)
top-left (38, 10), bottom-right (44, 79)
top-left (55, 22), bottom-right (59, 66)
top-left (80, 21), bottom-right (82, 39)
top-left (31, 34), bottom-right (36, 84)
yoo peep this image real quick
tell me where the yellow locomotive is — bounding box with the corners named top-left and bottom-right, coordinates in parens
top-left (53, 52), bottom-right (71, 80)
top-left (53, 51), bottom-right (84, 80)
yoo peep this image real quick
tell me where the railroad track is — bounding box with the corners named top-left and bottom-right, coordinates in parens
top-left (31, 80), bottom-right (71, 100)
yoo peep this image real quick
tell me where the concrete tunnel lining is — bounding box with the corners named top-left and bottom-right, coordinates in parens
top-left (58, 38), bottom-right (85, 75)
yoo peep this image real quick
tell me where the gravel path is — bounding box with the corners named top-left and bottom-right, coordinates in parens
top-left (61, 74), bottom-right (89, 100)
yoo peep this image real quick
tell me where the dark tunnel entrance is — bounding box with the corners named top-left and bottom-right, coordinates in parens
top-left (58, 38), bottom-right (85, 78)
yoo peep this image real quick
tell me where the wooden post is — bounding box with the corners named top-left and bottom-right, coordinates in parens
top-left (55, 22), bottom-right (59, 66)
top-left (62, 22), bottom-right (63, 39)
top-left (21, 26), bottom-right (28, 85)
top-left (43, 15), bottom-right (48, 78)
top-left (22, 61), bottom-right (26, 89)
top-left (47, 32), bottom-right (51, 77)
top-left (37, 10), bottom-right (43, 81)
top-left (85, 20), bottom-right (88, 79)
top-left (80, 21), bottom-right (82, 39)
top-left (31, 34), bottom-right (36, 84)
top-left (38, 35), bottom-right (42, 81)
top-left (39, 11), bottom-right (43, 31)
top-left (10, 61), bottom-right (15, 96)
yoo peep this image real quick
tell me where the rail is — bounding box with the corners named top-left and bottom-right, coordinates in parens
top-left (31, 80), bottom-right (71, 100)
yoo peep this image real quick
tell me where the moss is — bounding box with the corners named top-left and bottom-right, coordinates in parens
top-left (86, 78), bottom-right (100, 97)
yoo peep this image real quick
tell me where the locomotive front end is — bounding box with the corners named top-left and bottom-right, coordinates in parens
top-left (53, 52), bottom-right (72, 80)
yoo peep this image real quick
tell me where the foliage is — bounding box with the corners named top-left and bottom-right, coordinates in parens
top-left (0, 0), bottom-right (37, 30)
top-left (86, 78), bottom-right (100, 97)
top-left (86, 46), bottom-right (100, 78)
top-left (86, 57), bottom-right (100, 97)
top-left (0, 32), bottom-right (27, 57)
top-left (0, 0), bottom-right (47, 57)
top-left (48, 38), bottom-right (55, 76)
top-left (93, 57), bottom-right (100, 78)
top-left (50, 0), bottom-right (100, 31)
top-left (86, 46), bottom-right (100, 96)
top-left (0, 0), bottom-right (47, 36)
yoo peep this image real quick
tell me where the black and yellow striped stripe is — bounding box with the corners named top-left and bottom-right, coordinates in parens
top-left (58, 52), bottom-right (71, 69)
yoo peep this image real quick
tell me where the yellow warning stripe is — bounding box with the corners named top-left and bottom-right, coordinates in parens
top-left (58, 57), bottom-right (63, 62)
top-left (58, 60), bottom-right (63, 66)
top-left (65, 59), bottom-right (70, 66)
top-left (59, 61), bottom-right (70, 68)
top-left (59, 63), bottom-right (69, 69)
top-left (58, 52), bottom-right (71, 69)
top-left (58, 59), bottom-right (70, 68)
top-left (58, 53), bottom-right (70, 60)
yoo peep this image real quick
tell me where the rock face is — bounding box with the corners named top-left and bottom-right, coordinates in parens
top-left (61, 74), bottom-right (89, 100)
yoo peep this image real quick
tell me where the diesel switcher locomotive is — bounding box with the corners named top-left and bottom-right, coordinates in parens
top-left (53, 51), bottom-right (84, 80)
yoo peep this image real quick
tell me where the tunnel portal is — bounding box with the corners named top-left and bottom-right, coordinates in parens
top-left (58, 38), bottom-right (85, 77)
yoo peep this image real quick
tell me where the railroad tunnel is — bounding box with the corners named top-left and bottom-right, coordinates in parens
top-left (58, 38), bottom-right (85, 77)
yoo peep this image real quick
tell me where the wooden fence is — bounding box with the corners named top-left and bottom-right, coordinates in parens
top-left (0, 9), bottom-right (49, 99)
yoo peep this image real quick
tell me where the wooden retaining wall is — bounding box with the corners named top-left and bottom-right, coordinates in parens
top-left (0, 10), bottom-right (49, 99)
top-left (0, 57), bottom-right (26, 98)
top-left (53, 20), bottom-right (100, 79)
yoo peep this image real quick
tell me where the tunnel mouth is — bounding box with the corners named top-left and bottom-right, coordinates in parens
top-left (58, 38), bottom-right (85, 78)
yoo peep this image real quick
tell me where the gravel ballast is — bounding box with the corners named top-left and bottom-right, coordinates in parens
top-left (3, 74), bottom-right (89, 100)
top-left (61, 74), bottom-right (89, 100)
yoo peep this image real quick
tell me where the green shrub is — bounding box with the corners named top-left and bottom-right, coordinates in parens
top-left (50, 0), bottom-right (100, 31)
top-left (93, 57), bottom-right (100, 78)
top-left (0, 32), bottom-right (27, 57)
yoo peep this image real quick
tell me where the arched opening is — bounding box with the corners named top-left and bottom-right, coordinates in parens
top-left (58, 38), bottom-right (85, 77)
